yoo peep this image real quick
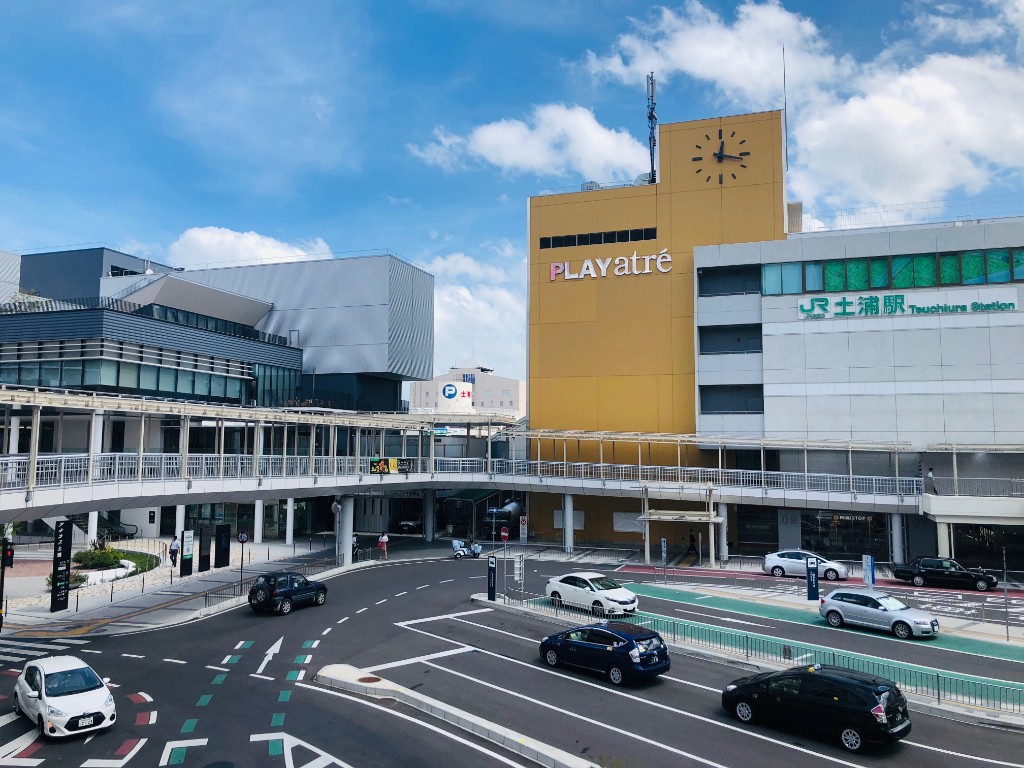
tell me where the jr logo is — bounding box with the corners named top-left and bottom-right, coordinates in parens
top-left (441, 383), bottom-right (458, 399)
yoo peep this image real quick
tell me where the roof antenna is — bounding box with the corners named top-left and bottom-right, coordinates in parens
top-left (646, 73), bottom-right (658, 184)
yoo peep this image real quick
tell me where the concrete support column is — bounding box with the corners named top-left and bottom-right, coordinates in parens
top-left (936, 521), bottom-right (952, 558)
top-left (175, 505), bottom-right (186, 536)
top-left (423, 490), bottom-right (436, 542)
top-left (337, 497), bottom-right (354, 567)
top-left (87, 511), bottom-right (99, 545)
top-left (254, 499), bottom-right (265, 544)
top-left (890, 512), bottom-right (905, 564)
top-left (717, 502), bottom-right (729, 564)
top-left (285, 498), bottom-right (295, 546)
top-left (6, 413), bottom-right (19, 454)
top-left (562, 494), bottom-right (574, 555)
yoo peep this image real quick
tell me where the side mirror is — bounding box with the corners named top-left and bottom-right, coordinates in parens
top-left (102, 678), bottom-right (111, 684)
top-left (25, 690), bottom-right (39, 699)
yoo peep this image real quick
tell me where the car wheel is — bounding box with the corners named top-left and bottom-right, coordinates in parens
top-left (544, 649), bottom-right (559, 667)
top-left (549, 592), bottom-right (562, 608)
top-left (892, 621), bottom-right (912, 639)
top-left (911, 575), bottom-right (925, 587)
top-left (823, 568), bottom-right (839, 581)
top-left (734, 701), bottom-right (754, 723)
top-left (454, 551), bottom-right (464, 559)
top-left (592, 601), bottom-right (606, 617)
top-left (975, 579), bottom-right (990, 592)
top-left (314, 590), bottom-right (327, 606)
top-left (771, 566), bottom-right (785, 578)
top-left (13, 694), bottom-right (21, 716)
top-left (253, 587), bottom-right (269, 603)
top-left (278, 598), bottom-right (293, 615)
top-left (839, 726), bottom-right (864, 753)
top-left (607, 665), bottom-right (625, 686)
top-left (826, 610), bottom-right (844, 628)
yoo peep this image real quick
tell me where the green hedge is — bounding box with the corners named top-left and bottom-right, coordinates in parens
top-left (72, 549), bottom-right (124, 568)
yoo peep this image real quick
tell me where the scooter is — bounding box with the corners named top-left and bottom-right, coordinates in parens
top-left (452, 539), bottom-right (482, 558)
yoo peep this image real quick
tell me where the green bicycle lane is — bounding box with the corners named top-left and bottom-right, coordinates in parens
top-left (626, 582), bottom-right (1024, 690)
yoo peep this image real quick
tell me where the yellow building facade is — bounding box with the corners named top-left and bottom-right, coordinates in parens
top-left (526, 110), bottom-right (787, 544)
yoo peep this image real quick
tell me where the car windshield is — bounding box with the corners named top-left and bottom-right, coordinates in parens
top-left (876, 595), bottom-right (910, 611)
top-left (636, 636), bottom-right (663, 652)
top-left (589, 576), bottom-right (622, 591)
top-left (44, 667), bottom-right (104, 697)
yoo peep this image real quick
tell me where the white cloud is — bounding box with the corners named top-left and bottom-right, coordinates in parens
top-left (909, 1), bottom-right (1010, 46)
top-left (408, 104), bottom-right (648, 181)
top-left (166, 227), bottom-right (332, 270)
top-left (418, 251), bottom-right (511, 283)
top-left (433, 283), bottom-right (526, 380)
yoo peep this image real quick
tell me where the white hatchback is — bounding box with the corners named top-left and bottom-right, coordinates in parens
top-left (544, 572), bottom-right (639, 616)
top-left (14, 656), bottom-right (116, 738)
top-left (763, 550), bottom-right (849, 581)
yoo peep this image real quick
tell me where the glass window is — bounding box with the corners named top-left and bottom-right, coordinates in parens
top-left (194, 372), bottom-right (211, 397)
top-left (39, 361), bottom-right (60, 387)
top-left (61, 360), bottom-right (83, 387)
top-left (576, 233), bottom-right (590, 246)
top-left (913, 254), bottom-right (937, 287)
top-left (629, 229), bottom-right (643, 241)
top-left (99, 360), bottom-right (117, 386)
top-left (550, 236), bottom-right (563, 248)
top-left (83, 360), bottom-right (102, 386)
top-left (588, 232), bottom-right (603, 245)
top-left (846, 258), bottom-right (868, 290)
top-left (603, 231), bottom-right (616, 244)
top-left (869, 257), bottom-right (888, 289)
top-left (892, 255), bottom-right (914, 289)
top-left (762, 264), bottom-right (782, 295)
top-left (139, 364), bottom-right (158, 391)
top-left (0, 365), bottom-right (16, 385)
top-left (939, 253), bottom-right (960, 285)
top-left (118, 362), bottom-right (139, 389)
top-left (781, 262), bottom-right (802, 294)
top-left (539, 236), bottom-right (551, 249)
top-left (824, 260), bottom-right (846, 292)
top-left (176, 369), bottom-right (194, 394)
top-left (563, 234), bottom-right (577, 247)
top-left (986, 248), bottom-right (1011, 283)
top-left (226, 377), bottom-right (242, 402)
top-left (616, 230), bottom-right (629, 242)
top-left (804, 261), bottom-right (823, 292)
top-left (643, 227), bottom-right (657, 240)
top-left (211, 375), bottom-right (227, 398)
top-left (158, 366), bottom-right (176, 392)
top-left (1013, 248), bottom-right (1024, 281)
top-left (962, 250), bottom-right (985, 284)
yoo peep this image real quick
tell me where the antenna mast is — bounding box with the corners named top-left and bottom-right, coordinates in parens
top-left (646, 72), bottom-right (657, 184)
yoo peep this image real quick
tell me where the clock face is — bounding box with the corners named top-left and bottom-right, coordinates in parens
top-left (691, 128), bottom-right (751, 185)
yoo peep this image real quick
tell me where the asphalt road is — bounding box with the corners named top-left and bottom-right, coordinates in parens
top-left (0, 556), bottom-right (1020, 767)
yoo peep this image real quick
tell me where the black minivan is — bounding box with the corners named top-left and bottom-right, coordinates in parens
top-left (721, 664), bottom-right (911, 753)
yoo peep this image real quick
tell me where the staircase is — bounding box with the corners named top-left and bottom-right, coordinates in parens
top-left (65, 513), bottom-right (139, 543)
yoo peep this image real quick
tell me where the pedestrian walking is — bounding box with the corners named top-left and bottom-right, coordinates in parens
top-left (352, 534), bottom-right (359, 561)
top-left (685, 528), bottom-right (698, 556)
top-left (926, 467), bottom-right (938, 494)
top-left (377, 532), bottom-right (389, 560)
top-left (169, 535), bottom-right (180, 567)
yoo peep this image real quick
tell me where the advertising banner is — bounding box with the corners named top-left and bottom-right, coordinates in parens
top-left (180, 530), bottom-right (194, 577)
top-left (198, 527), bottom-right (211, 573)
top-left (50, 520), bottom-right (73, 613)
top-left (369, 457), bottom-right (414, 474)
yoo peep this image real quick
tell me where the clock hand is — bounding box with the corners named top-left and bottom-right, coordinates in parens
top-left (715, 140), bottom-right (725, 162)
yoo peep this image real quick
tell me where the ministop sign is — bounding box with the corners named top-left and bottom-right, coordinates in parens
top-left (500, 527), bottom-right (509, 541)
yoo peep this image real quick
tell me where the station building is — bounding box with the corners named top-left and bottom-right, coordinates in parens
top-left (527, 110), bottom-right (1024, 567)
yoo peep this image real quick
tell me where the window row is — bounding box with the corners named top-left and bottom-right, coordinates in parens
top-left (138, 304), bottom-right (290, 347)
top-left (762, 247), bottom-right (1024, 295)
top-left (0, 338), bottom-right (250, 376)
top-left (539, 228), bottom-right (657, 250)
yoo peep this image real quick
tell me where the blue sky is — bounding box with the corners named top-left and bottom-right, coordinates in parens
top-left (2, 1), bottom-right (1024, 383)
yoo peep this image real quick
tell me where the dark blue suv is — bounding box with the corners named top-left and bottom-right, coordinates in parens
top-left (539, 621), bottom-right (670, 685)
top-left (248, 571), bottom-right (327, 615)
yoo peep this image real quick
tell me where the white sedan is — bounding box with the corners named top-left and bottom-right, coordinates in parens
top-left (14, 656), bottom-right (116, 738)
top-left (762, 550), bottom-right (849, 581)
top-left (545, 572), bottom-right (639, 616)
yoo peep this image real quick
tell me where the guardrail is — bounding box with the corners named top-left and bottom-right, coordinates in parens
top-left (506, 593), bottom-right (1024, 715)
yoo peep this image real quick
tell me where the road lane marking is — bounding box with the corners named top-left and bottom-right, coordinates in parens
top-left (81, 736), bottom-right (147, 767)
top-left (672, 608), bottom-right (772, 627)
top-left (416, 584), bottom-right (430, 590)
top-left (302, 640), bottom-right (320, 649)
top-left (395, 608), bottom-right (492, 627)
top-left (395, 591), bottom-right (407, 597)
top-left (250, 673), bottom-right (274, 681)
top-left (322, 628), bottom-right (332, 635)
top-left (159, 739), bottom-right (207, 767)
top-left (366, 647), bottom-right (475, 672)
top-left (162, 658), bottom-right (187, 664)
top-left (438, 579), bottom-right (454, 584)
top-left (205, 666), bottom-right (229, 672)
top-left (257, 638), bottom-right (283, 675)
top-left (905, 741), bottom-right (1024, 766)
top-left (121, 654), bottom-right (144, 659)
top-left (356, 608), bottom-right (368, 614)
top-left (336, 617), bottom-right (349, 624)
top-left (375, 599), bottom-right (388, 605)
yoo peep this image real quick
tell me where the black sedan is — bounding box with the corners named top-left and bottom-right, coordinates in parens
top-left (538, 621), bottom-right (670, 686)
top-left (248, 571), bottom-right (328, 615)
top-left (722, 664), bottom-right (911, 753)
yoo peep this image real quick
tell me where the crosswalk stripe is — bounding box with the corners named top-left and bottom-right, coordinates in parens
top-left (0, 640), bottom-right (73, 651)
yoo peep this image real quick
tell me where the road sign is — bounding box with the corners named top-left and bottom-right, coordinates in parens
top-left (237, 532), bottom-right (249, 544)
top-left (500, 527), bottom-right (509, 541)
top-left (806, 557), bottom-right (819, 600)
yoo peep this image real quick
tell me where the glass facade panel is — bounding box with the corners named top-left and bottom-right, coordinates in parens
top-left (176, 369), bottom-right (194, 394)
top-left (762, 264), bottom-right (782, 295)
top-left (83, 360), bottom-right (102, 386)
top-left (869, 257), bottom-right (888, 289)
top-left (891, 256), bottom-right (913, 288)
top-left (18, 362), bottom-right (39, 386)
top-left (804, 261), bottom-right (823, 291)
top-left (913, 254), bottom-right (937, 287)
top-left (939, 253), bottom-right (960, 285)
top-left (962, 250), bottom-right (985, 284)
top-left (118, 362), bottom-right (139, 389)
top-left (194, 372), bottom-right (211, 397)
top-left (98, 360), bottom-right (118, 386)
top-left (211, 375), bottom-right (227, 398)
top-left (158, 366), bottom-right (176, 392)
top-left (823, 260), bottom-right (845, 292)
top-left (1014, 248), bottom-right (1024, 281)
top-left (0, 365), bottom-right (16, 385)
top-left (846, 258), bottom-right (868, 290)
top-left (781, 262), bottom-right (802, 294)
top-left (61, 360), bottom-right (83, 387)
top-left (139, 365), bottom-right (158, 391)
top-left (986, 248), bottom-right (1011, 283)
top-left (39, 361), bottom-right (60, 387)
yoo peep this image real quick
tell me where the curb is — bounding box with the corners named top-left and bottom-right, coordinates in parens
top-left (470, 594), bottom-right (1024, 732)
top-left (314, 663), bottom-right (598, 768)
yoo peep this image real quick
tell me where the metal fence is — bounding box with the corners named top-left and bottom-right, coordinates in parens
top-left (509, 594), bottom-right (1024, 714)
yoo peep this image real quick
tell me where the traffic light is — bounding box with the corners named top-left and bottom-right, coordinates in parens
top-left (2, 541), bottom-right (13, 568)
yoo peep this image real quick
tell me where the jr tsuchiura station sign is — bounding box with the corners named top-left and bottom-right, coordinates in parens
top-left (798, 288), bottom-right (1018, 320)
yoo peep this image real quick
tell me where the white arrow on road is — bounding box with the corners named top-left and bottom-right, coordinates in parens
top-left (257, 637), bottom-right (283, 675)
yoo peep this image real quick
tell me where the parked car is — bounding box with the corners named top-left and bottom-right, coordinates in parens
top-left (763, 550), bottom-right (848, 581)
top-left (890, 556), bottom-right (998, 592)
top-left (539, 621), bottom-right (670, 686)
top-left (249, 571), bottom-right (328, 615)
top-left (398, 516), bottom-right (423, 534)
top-left (14, 656), bottom-right (116, 738)
top-left (819, 588), bottom-right (939, 639)
top-left (722, 664), bottom-right (911, 753)
top-left (544, 572), bottom-right (638, 616)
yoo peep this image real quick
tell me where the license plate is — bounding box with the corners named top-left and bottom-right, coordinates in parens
top-left (79, 716), bottom-right (94, 727)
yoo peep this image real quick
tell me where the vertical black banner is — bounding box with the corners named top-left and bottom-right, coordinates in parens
top-left (50, 521), bottom-right (72, 612)
top-left (197, 527), bottom-right (211, 573)
top-left (487, 555), bottom-right (496, 601)
top-left (214, 524), bottom-right (230, 569)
